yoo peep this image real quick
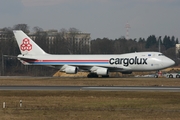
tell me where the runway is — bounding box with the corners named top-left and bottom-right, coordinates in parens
top-left (0, 86), bottom-right (180, 92)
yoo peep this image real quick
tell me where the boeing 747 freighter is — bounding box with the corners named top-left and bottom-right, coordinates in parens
top-left (13, 30), bottom-right (175, 77)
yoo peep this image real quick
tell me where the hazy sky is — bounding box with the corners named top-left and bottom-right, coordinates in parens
top-left (0, 0), bottom-right (180, 40)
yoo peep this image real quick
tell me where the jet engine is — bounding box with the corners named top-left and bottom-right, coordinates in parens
top-left (96, 68), bottom-right (109, 75)
top-left (65, 66), bottom-right (78, 74)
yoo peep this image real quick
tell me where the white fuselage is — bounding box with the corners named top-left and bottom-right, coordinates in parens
top-left (18, 52), bottom-right (175, 72)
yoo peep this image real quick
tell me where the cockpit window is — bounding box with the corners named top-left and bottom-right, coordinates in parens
top-left (158, 54), bottom-right (164, 56)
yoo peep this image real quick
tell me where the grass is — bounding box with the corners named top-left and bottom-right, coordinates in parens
top-left (0, 77), bottom-right (180, 119)
top-left (0, 91), bottom-right (180, 120)
top-left (0, 77), bottom-right (180, 86)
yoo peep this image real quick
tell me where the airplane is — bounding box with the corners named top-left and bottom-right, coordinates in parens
top-left (13, 30), bottom-right (175, 78)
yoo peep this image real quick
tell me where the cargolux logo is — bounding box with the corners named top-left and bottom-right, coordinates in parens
top-left (20, 38), bottom-right (32, 51)
top-left (109, 56), bottom-right (148, 66)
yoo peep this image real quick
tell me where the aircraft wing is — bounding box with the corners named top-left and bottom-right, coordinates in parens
top-left (59, 64), bottom-right (131, 74)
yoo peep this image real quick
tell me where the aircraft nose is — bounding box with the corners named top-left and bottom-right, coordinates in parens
top-left (163, 58), bottom-right (175, 67)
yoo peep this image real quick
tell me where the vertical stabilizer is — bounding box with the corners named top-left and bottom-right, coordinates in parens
top-left (13, 30), bottom-right (47, 55)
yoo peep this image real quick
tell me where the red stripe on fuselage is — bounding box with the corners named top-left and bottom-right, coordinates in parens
top-left (42, 60), bottom-right (109, 62)
top-left (24, 59), bottom-right (109, 62)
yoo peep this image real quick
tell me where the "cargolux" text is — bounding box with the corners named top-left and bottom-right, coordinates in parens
top-left (109, 56), bottom-right (147, 66)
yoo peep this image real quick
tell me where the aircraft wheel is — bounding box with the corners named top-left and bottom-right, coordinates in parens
top-left (87, 74), bottom-right (91, 78)
top-left (169, 74), bottom-right (173, 78)
top-left (102, 75), bottom-right (109, 78)
top-left (154, 75), bottom-right (158, 78)
top-left (87, 73), bottom-right (98, 78)
top-left (176, 75), bottom-right (180, 78)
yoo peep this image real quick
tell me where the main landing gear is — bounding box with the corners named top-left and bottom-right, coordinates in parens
top-left (101, 75), bottom-right (110, 78)
top-left (87, 73), bottom-right (109, 78)
top-left (154, 70), bottom-right (160, 78)
top-left (87, 73), bottom-right (98, 78)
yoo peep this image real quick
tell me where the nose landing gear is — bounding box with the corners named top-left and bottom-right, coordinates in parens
top-left (154, 70), bottom-right (162, 78)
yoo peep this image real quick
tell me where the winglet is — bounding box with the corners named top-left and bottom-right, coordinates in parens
top-left (13, 30), bottom-right (47, 55)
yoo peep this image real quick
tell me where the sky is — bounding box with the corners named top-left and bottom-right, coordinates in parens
top-left (0, 0), bottom-right (180, 40)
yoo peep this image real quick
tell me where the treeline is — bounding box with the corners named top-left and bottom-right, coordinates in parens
top-left (92, 36), bottom-right (178, 58)
top-left (0, 24), bottom-right (179, 76)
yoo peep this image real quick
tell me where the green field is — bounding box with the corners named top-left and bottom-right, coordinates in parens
top-left (0, 77), bottom-right (180, 120)
top-left (0, 91), bottom-right (180, 120)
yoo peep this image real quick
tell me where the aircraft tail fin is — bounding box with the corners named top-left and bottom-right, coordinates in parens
top-left (13, 30), bottom-right (47, 55)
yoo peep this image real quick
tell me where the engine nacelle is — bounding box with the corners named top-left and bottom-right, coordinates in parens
top-left (65, 66), bottom-right (78, 74)
top-left (96, 68), bottom-right (108, 75)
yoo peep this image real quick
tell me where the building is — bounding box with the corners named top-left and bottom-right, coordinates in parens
top-left (176, 44), bottom-right (180, 58)
top-left (0, 28), bottom-right (91, 53)
top-left (0, 29), bottom-right (13, 41)
top-left (29, 29), bottom-right (91, 53)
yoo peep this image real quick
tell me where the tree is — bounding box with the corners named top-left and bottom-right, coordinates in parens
top-left (163, 36), bottom-right (172, 50)
top-left (67, 28), bottom-right (80, 54)
top-left (145, 35), bottom-right (157, 49)
top-left (176, 38), bottom-right (179, 44)
top-left (113, 38), bottom-right (129, 54)
top-left (138, 37), bottom-right (146, 51)
top-left (171, 36), bottom-right (176, 47)
top-left (53, 33), bottom-right (68, 54)
top-left (33, 31), bottom-right (48, 53)
top-left (33, 26), bottom-right (43, 33)
top-left (13, 24), bottom-right (30, 33)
